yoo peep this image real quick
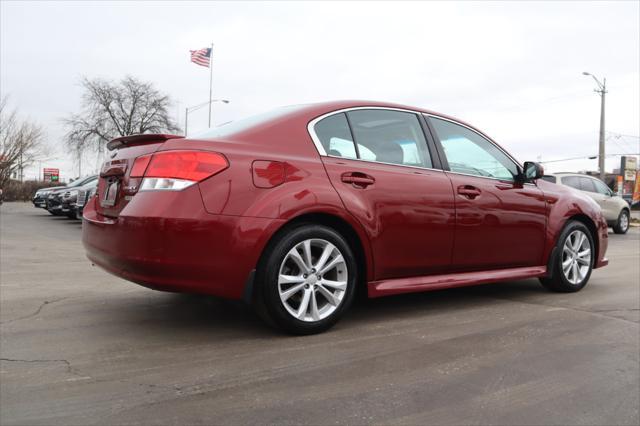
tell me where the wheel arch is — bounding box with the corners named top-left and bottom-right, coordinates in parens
top-left (246, 211), bottom-right (373, 303)
top-left (566, 213), bottom-right (599, 260)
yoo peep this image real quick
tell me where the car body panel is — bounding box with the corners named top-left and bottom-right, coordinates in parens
top-left (446, 173), bottom-right (548, 270)
top-left (322, 156), bottom-right (456, 279)
top-left (537, 179), bottom-right (609, 268)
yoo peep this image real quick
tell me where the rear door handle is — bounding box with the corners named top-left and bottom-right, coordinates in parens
top-left (457, 185), bottom-right (481, 199)
top-left (341, 172), bottom-right (375, 188)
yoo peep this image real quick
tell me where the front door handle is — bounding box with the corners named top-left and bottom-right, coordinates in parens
top-left (457, 185), bottom-right (481, 199)
top-left (341, 172), bottom-right (375, 188)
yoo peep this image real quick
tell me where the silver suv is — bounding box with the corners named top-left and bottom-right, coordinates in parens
top-left (543, 173), bottom-right (630, 234)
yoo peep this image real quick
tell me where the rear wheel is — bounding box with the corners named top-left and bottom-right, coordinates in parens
top-left (539, 221), bottom-right (594, 292)
top-left (255, 224), bottom-right (357, 335)
top-left (613, 209), bottom-right (630, 234)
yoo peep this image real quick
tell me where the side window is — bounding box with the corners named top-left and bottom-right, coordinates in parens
top-left (561, 176), bottom-right (581, 189)
top-left (579, 177), bottom-right (597, 193)
top-left (541, 175), bottom-right (557, 183)
top-left (430, 117), bottom-right (518, 181)
top-left (346, 110), bottom-right (432, 168)
top-left (314, 113), bottom-right (357, 159)
top-left (592, 179), bottom-right (611, 195)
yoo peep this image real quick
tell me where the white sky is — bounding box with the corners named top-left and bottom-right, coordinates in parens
top-left (1, 0), bottom-right (639, 180)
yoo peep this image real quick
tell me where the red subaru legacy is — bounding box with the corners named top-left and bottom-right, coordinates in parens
top-left (83, 101), bottom-right (608, 334)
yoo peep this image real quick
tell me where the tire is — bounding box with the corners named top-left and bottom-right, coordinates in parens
top-left (613, 209), bottom-right (630, 234)
top-left (255, 224), bottom-right (358, 335)
top-left (539, 221), bottom-right (594, 292)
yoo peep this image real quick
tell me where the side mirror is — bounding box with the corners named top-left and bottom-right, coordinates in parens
top-left (521, 161), bottom-right (544, 182)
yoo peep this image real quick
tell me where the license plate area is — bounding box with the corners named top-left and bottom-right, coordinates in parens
top-left (101, 178), bottom-right (119, 207)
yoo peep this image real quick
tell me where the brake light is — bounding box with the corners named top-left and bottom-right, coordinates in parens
top-left (145, 151), bottom-right (227, 181)
top-left (130, 154), bottom-right (152, 178)
top-left (131, 150), bottom-right (228, 192)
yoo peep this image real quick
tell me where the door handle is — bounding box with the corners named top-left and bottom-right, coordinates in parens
top-left (341, 172), bottom-right (375, 188)
top-left (457, 185), bottom-right (481, 199)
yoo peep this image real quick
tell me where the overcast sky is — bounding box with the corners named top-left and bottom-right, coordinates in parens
top-left (1, 0), bottom-right (639, 180)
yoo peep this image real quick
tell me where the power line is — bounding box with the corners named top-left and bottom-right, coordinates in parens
top-left (539, 153), bottom-right (639, 164)
top-left (606, 131), bottom-right (640, 139)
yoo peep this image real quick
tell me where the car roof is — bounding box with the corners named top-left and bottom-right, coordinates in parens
top-left (546, 172), bottom-right (601, 178)
top-left (196, 100), bottom-right (494, 145)
top-left (287, 100), bottom-right (477, 129)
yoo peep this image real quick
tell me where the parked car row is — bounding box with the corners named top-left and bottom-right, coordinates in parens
top-left (542, 173), bottom-right (631, 234)
top-left (32, 175), bottom-right (99, 219)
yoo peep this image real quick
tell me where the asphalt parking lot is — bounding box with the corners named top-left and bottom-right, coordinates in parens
top-left (1, 202), bottom-right (639, 425)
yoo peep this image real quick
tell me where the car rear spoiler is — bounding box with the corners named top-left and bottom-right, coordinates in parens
top-left (107, 134), bottom-right (185, 151)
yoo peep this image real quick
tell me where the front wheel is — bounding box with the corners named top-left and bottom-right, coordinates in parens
top-left (255, 224), bottom-right (357, 335)
top-left (539, 221), bottom-right (594, 292)
top-left (613, 209), bottom-right (630, 234)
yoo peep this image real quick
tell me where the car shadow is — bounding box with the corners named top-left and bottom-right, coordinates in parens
top-left (105, 279), bottom-right (548, 340)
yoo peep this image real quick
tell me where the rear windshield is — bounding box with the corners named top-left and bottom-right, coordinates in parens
top-left (541, 175), bottom-right (556, 183)
top-left (194, 105), bottom-right (302, 139)
top-left (69, 176), bottom-right (97, 187)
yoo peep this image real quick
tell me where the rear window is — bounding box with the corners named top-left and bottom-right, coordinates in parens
top-left (195, 105), bottom-right (301, 139)
top-left (541, 175), bottom-right (556, 183)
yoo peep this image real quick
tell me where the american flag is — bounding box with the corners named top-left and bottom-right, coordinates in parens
top-left (190, 47), bottom-right (212, 68)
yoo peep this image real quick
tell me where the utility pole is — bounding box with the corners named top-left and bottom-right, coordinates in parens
top-left (208, 42), bottom-right (214, 128)
top-left (583, 72), bottom-right (607, 180)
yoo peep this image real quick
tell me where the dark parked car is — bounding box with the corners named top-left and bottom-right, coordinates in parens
top-left (61, 178), bottom-right (99, 219)
top-left (46, 176), bottom-right (98, 216)
top-left (33, 185), bottom-right (66, 208)
top-left (82, 101), bottom-right (609, 334)
top-left (74, 182), bottom-right (99, 220)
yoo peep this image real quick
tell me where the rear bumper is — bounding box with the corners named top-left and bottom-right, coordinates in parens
top-left (82, 189), bottom-right (283, 300)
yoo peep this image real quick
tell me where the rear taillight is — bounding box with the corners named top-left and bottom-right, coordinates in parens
top-left (130, 154), bottom-right (152, 178)
top-left (131, 150), bottom-right (228, 191)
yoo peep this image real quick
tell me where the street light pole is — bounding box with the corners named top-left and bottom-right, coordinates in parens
top-left (184, 99), bottom-right (230, 136)
top-left (583, 72), bottom-right (607, 180)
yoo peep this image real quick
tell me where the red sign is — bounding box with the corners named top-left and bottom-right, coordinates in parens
top-left (43, 168), bottom-right (60, 182)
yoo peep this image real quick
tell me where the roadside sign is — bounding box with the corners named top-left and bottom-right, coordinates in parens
top-left (633, 173), bottom-right (640, 205)
top-left (43, 168), bottom-right (60, 182)
top-left (621, 156), bottom-right (638, 172)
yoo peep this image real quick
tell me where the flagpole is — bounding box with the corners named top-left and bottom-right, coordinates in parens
top-left (208, 43), bottom-right (214, 128)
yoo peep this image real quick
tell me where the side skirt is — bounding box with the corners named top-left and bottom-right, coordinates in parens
top-left (368, 266), bottom-right (547, 298)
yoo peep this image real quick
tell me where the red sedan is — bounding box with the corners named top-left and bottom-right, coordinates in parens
top-left (82, 101), bottom-right (609, 334)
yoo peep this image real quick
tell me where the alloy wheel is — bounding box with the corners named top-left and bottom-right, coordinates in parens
top-left (561, 230), bottom-right (592, 285)
top-left (278, 238), bottom-right (348, 322)
top-left (620, 211), bottom-right (629, 232)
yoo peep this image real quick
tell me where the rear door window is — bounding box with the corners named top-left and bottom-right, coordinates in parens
top-left (579, 177), bottom-right (597, 193)
top-left (346, 109), bottom-right (432, 168)
top-left (314, 113), bottom-right (358, 159)
top-left (561, 176), bottom-right (581, 190)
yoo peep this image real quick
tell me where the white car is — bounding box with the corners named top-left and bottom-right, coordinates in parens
top-left (543, 173), bottom-right (630, 234)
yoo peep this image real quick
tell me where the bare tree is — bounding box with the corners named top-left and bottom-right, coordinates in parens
top-left (64, 76), bottom-right (180, 156)
top-left (0, 97), bottom-right (45, 187)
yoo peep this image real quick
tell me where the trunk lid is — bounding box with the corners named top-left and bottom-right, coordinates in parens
top-left (97, 134), bottom-right (184, 218)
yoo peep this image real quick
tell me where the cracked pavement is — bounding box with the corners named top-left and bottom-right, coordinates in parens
top-left (1, 202), bottom-right (639, 425)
